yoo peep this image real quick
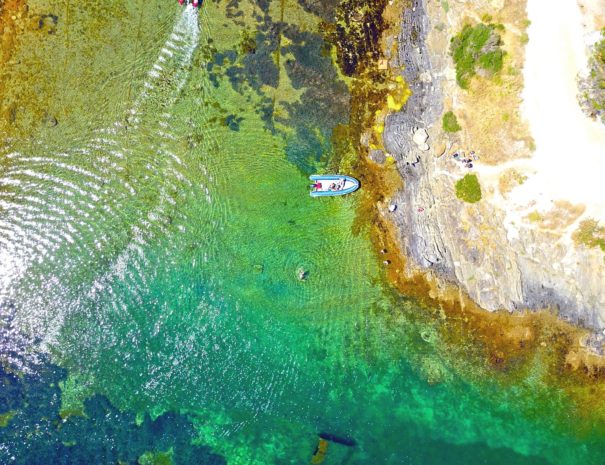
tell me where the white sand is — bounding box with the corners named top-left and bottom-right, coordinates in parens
top-left (578, 0), bottom-right (605, 32)
top-left (497, 0), bottom-right (605, 231)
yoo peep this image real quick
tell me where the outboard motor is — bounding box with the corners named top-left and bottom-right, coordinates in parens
top-left (178, 0), bottom-right (201, 6)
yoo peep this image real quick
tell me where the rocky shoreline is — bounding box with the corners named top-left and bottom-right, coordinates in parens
top-left (383, 0), bottom-right (443, 165)
top-left (383, 0), bottom-right (450, 277)
top-left (382, 0), bottom-right (605, 337)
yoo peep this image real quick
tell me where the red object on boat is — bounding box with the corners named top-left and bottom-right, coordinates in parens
top-left (178, 0), bottom-right (184, 4)
top-left (192, 0), bottom-right (199, 6)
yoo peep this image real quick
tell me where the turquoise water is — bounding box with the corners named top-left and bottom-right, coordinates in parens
top-left (2, 1), bottom-right (605, 464)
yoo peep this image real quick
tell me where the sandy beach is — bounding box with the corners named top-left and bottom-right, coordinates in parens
top-left (503, 0), bottom-right (605, 229)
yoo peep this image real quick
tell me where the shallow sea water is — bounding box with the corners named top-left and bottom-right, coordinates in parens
top-left (1, 1), bottom-right (605, 464)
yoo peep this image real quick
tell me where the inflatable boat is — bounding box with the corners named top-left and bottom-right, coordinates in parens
top-left (309, 175), bottom-right (360, 197)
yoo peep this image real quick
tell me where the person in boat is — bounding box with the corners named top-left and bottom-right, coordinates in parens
top-left (311, 182), bottom-right (322, 191)
top-left (329, 179), bottom-right (344, 191)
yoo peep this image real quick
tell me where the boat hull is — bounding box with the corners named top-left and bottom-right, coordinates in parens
top-left (309, 175), bottom-right (360, 197)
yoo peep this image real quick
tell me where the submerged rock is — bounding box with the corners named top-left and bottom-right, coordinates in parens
top-left (42, 113), bottom-right (58, 128)
top-left (38, 14), bottom-right (58, 34)
top-left (369, 149), bottom-right (387, 164)
top-left (253, 264), bottom-right (264, 274)
top-left (419, 356), bottom-right (450, 385)
top-left (0, 359), bottom-right (225, 465)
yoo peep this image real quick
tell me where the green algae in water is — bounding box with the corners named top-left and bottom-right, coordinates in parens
top-left (0, 411), bottom-right (16, 428)
top-left (0, 357), bottom-right (225, 464)
top-left (59, 373), bottom-right (94, 419)
top-left (138, 449), bottom-right (174, 465)
top-left (2, 1), bottom-right (605, 465)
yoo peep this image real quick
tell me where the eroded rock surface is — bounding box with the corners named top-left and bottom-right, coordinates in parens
top-left (386, 0), bottom-right (605, 332)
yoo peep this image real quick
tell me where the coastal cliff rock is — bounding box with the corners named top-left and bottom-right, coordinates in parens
top-left (385, 0), bottom-right (605, 332)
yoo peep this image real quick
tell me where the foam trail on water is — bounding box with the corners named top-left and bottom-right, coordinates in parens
top-left (126, 6), bottom-right (200, 129)
top-left (0, 7), bottom-right (202, 356)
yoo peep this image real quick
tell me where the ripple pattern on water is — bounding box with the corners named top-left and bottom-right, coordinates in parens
top-left (2, 3), bottom-right (603, 465)
top-left (0, 6), bottom-right (205, 350)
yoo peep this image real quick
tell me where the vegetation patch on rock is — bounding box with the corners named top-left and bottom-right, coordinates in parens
top-left (572, 219), bottom-right (605, 251)
top-left (579, 28), bottom-right (605, 124)
top-left (498, 168), bottom-right (527, 195)
top-left (450, 23), bottom-right (505, 89)
top-left (455, 174), bottom-right (482, 203)
top-left (442, 110), bottom-right (461, 132)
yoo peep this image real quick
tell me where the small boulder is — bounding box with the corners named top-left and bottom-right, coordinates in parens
top-left (253, 264), bottom-right (264, 274)
top-left (369, 149), bottom-right (386, 164)
top-left (38, 14), bottom-right (58, 34)
top-left (42, 113), bottom-right (58, 127)
top-left (433, 141), bottom-right (447, 157)
top-left (413, 128), bottom-right (429, 147)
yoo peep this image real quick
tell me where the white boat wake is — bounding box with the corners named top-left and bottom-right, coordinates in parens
top-left (0, 6), bottom-right (202, 366)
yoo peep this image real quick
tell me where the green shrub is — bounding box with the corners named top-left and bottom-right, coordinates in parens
top-left (572, 219), bottom-right (605, 251)
top-left (595, 29), bottom-right (605, 65)
top-left (520, 33), bottom-right (529, 45)
top-left (450, 23), bottom-right (504, 88)
top-left (478, 50), bottom-right (504, 73)
top-left (442, 111), bottom-right (461, 132)
top-left (455, 174), bottom-right (482, 203)
top-left (582, 29), bottom-right (605, 120)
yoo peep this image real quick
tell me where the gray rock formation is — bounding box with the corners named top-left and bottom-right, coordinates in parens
top-left (383, 0), bottom-right (443, 166)
top-left (385, 0), bottom-right (605, 333)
